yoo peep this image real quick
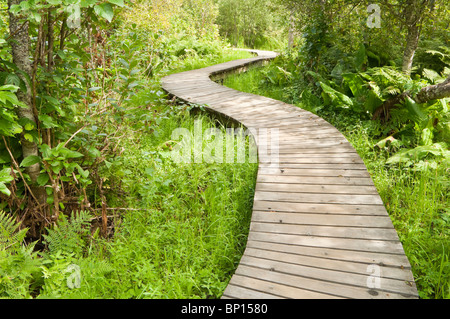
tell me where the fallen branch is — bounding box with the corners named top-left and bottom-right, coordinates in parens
top-left (372, 74), bottom-right (450, 120)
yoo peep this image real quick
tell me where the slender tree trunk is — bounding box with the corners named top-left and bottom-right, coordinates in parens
top-left (47, 10), bottom-right (54, 72)
top-left (288, 9), bottom-right (294, 49)
top-left (402, 17), bottom-right (421, 76)
top-left (401, 0), bottom-right (435, 76)
top-left (8, 0), bottom-right (47, 206)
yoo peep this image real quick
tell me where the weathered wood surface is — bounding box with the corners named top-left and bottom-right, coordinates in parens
top-left (161, 49), bottom-right (418, 299)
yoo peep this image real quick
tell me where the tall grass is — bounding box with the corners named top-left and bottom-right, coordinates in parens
top-left (97, 112), bottom-right (257, 298)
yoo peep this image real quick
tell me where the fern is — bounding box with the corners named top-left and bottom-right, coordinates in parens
top-left (368, 67), bottom-right (411, 93)
top-left (43, 211), bottom-right (92, 256)
top-left (0, 211), bottom-right (28, 252)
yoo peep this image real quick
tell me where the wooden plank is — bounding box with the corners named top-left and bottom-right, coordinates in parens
top-left (246, 241), bottom-right (412, 268)
top-left (239, 256), bottom-right (417, 297)
top-left (251, 211), bottom-right (393, 228)
top-left (255, 182), bottom-right (377, 194)
top-left (263, 158), bottom-right (364, 165)
top-left (249, 221), bottom-right (399, 240)
top-left (243, 247), bottom-right (414, 282)
top-left (258, 168), bottom-right (371, 178)
top-left (222, 284), bottom-right (282, 299)
top-left (234, 264), bottom-right (411, 299)
top-left (247, 232), bottom-right (405, 255)
top-left (229, 272), bottom-right (340, 299)
top-left (253, 190), bottom-right (383, 205)
top-left (259, 163), bottom-right (367, 170)
top-left (252, 201), bottom-right (387, 216)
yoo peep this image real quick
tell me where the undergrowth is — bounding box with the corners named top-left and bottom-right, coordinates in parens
top-left (0, 44), bottom-right (257, 298)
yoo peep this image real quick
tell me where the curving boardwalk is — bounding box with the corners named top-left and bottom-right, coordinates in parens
top-left (161, 49), bottom-right (418, 299)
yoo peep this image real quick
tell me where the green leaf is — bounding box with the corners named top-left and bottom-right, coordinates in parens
top-left (0, 182), bottom-right (11, 196)
top-left (404, 96), bottom-right (427, 124)
top-left (24, 133), bottom-right (34, 142)
top-left (20, 155), bottom-right (41, 167)
top-left (319, 82), bottom-right (353, 107)
top-left (0, 168), bottom-right (14, 184)
top-left (354, 44), bottom-right (367, 71)
top-left (76, 166), bottom-right (90, 179)
top-left (80, 0), bottom-right (97, 7)
top-left (94, 3), bottom-right (114, 22)
top-left (107, 0), bottom-right (125, 7)
top-left (386, 143), bottom-right (448, 164)
top-left (38, 114), bottom-right (59, 128)
top-left (37, 173), bottom-right (49, 186)
top-left (0, 84), bottom-right (19, 92)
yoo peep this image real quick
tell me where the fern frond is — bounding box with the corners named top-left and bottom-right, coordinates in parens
top-left (0, 211), bottom-right (27, 252)
top-left (43, 211), bottom-right (92, 255)
top-left (422, 68), bottom-right (442, 84)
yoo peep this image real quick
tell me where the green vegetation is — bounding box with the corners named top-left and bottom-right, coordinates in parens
top-left (0, 0), bottom-right (448, 299)
top-left (0, 0), bottom-right (259, 298)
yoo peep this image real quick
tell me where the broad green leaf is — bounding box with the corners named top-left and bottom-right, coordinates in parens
top-left (37, 173), bottom-right (49, 186)
top-left (0, 118), bottom-right (23, 136)
top-left (108, 0), bottom-right (125, 6)
top-left (77, 166), bottom-right (90, 179)
top-left (354, 44), bottom-right (367, 71)
top-left (80, 0), bottom-right (97, 7)
top-left (0, 84), bottom-right (19, 92)
top-left (128, 81), bottom-right (139, 89)
top-left (0, 168), bottom-right (14, 183)
top-left (319, 82), bottom-right (353, 107)
top-left (0, 182), bottom-right (11, 196)
top-left (43, 95), bottom-right (60, 105)
top-left (66, 4), bottom-right (81, 29)
top-left (20, 1), bottom-right (30, 10)
top-left (404, 96), bottom-right (427, 124)
top-left (387, 143), bottom-right (447, 164)
top-left (38, 114), bottom-right (59, 128)
top-left (439, 98), bottom-right (448, 113)
top-left (342, 73), bottom-right (365, 98)
top-left (94, 3), bottom-right (114, 22)
top-left (24, 133), bottom-right (34, 142)
top-left (62, 149), bottom-right (84, 159)
top-left (20, 155), bottom-right (41, 167)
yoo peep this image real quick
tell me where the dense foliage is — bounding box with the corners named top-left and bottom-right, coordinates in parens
top-left (0, 0), bottom-right (258, 298)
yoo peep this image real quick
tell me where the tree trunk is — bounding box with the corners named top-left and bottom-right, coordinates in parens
top-left (288, 10), bottom-right (294, 49)
top-left (401, 0), bottom-right (435, 76)
top-left (416, 74), bottom-right (450, 103)
top-left (402, 21), bottom-right (420, 76)
top-left (8, 0), bottom-right (47, 206)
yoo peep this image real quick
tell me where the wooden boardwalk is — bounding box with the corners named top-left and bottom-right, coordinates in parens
top-left (161, 50), bottom-right (418, 299)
